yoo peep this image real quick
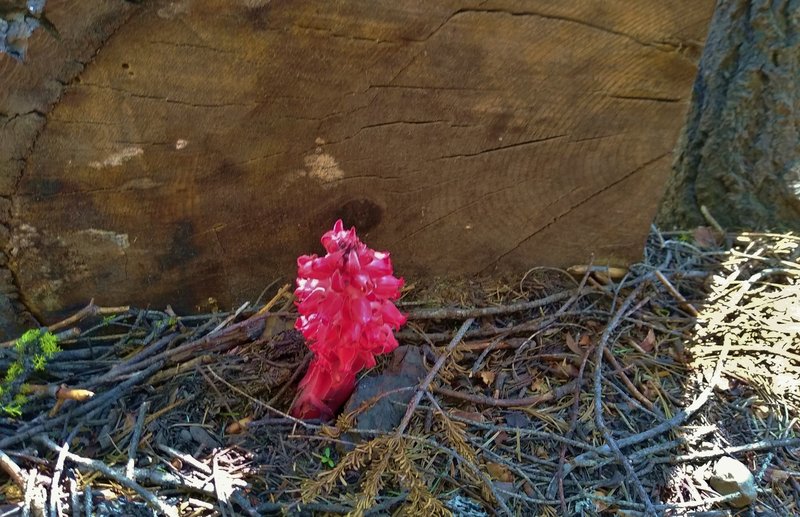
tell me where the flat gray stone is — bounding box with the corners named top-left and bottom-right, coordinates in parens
top-left (343, 345), bottom-right (426, 437)
top-left (708, 456), bottom-right (757, 508)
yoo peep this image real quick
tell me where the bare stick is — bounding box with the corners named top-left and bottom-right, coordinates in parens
top-left (554, 341), bottom-right (595, 506)
top-left (204, 366), bottom-right (315, 429)
top-left (433, 378), bottom-right (580, 407)
top-left (395, 318), bottom-right (474, 436)
top-left (602, 348), bottom-right (655, 411)
top-left (156, 444), bottom-right (212, 475)
top-left (94, 310), bottom-right (280, 384)
top-left (209, 302), bottom-right (250, 336)
top-left (212, 454), bottom-right (233, 517)
top-left (670, 436), bottom-right (800, 463)
top-left (654, 270), bottom-right (699, 316)
top-left (406, 292), bottom-right (574, 320)
top-left (24, 384), bottom-right (94, 402)
top-left (0, 362), bottom-right (163, 450)
top-left (0, 449), bottom-right (26, 488)
top-left (49, 428), bottom-right (80, 517)
top-left (586, 331), bottom-right (731, 460)
top-left (267, 352), bottom-right (311, 407)
top-left (22, 467), bottom-right (37, 517)
top-left (1, 300), bottom-right (131, 348)
top-left (591, 284), bottom-right (657, 516)
top-left (126, 401), bottom-right (150, 479)
top-left (35, 435), bottom-right (178, 517)
top-left (700, 204), bottom-right (725, 234)
top-left (83, 485), bottom-right (91, 517)
top-left (69, 477), bottom-right (79, 517)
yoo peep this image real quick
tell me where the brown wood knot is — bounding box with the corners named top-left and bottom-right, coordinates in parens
top-left (333, 198), bottom-right (383, 234)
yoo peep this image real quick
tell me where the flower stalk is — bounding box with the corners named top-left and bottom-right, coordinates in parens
top-left (290, 220), bottom-right (406, 420)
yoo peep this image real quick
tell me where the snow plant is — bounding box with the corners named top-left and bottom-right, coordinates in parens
top-left (290, 219), bottom-right (406, 419)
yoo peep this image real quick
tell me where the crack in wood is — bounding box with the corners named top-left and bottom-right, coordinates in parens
top-left (607, 94), bottom-right (683, 103)
top-left (147, 40), bottom-right (237, 55)
top-left (323, 120), bottom-right (449, 148)
top-left (79, 82), bottom-right (258, 110)
top-left (289, 23), bottom-right (401, 45)
top-left (393, 169), bottom-right (583, 247)
top-left (437, 134), bottom-right (567, 160)
top-left (443, 7), bottom-right (668, 51)
top-left (2, 4), bottom-right (144, 323)
top-left (478, 150), bottom-right (672, 274)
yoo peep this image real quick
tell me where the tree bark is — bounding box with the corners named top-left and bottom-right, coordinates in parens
top-left (658, 0), bottom-right (800, 230)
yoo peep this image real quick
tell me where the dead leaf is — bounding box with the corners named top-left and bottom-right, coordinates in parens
top-left (639, 328), bottom-right (656, 353)
top-left (450, 409), bottom-right (486, 423)
top-left (767, 468), bottom-right (789, 483)
top-left (641, 381), bottom-right (659, 401)
top-left (124, 412), bottom-right (136, 431)
top-left (225, 416), bottom-right (252, 435)
top-left (593, 490), bottom-right (610, 512)
top-left (189, 426), bottom-right (220, 448)
top-left (548, 360), bottom-right (579, 379)
top-left (479, 370), bottom-right (496, 386)
top-left (565, 333), bottom-right (582, 356)
top-left (579, 334), bottom-right (592, 347)
top-left (320, 424), bottom-right (342, 438)
top-left (534, 445), bottom-right (549, 460)
top-left (530, 377), bottom-right (549, 394)
top-left (693, 226), bottom-right (720, 249)
top-left (522, 482), bottom-right (535, 497)
top-left (485, 462), bottom-right (513, 482)
top-left (585, 320), bottom-right (601, 330)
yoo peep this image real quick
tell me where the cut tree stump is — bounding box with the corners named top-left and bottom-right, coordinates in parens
top-left (1, 0), bottom-right (714, 323)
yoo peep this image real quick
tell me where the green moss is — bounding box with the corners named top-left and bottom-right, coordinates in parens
top-left (39, 331), bottom-right (60, 357)
top-left (5, 362), bottom-right (23, 383)
top-left (32, 354), bottom-right (47, 371)
top-left (1, 328), bottom-right (61, 417)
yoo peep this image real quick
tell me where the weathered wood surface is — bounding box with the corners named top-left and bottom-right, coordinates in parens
top-left (0, 0), bottom-right (138, 333)
top-left (1, 0), bottom-right (714, 322)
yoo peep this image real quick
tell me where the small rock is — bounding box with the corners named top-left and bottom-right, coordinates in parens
top-left (446, 494), bottom-right (489, 517)
top-left (342, 346), bottom-right (426, 440)
top-left (708, 456), bottom-right (757, 508)
top-left (503, 411), bottom-right (530, 428)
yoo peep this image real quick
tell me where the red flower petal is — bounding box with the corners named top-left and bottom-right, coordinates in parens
top-left (291, 219), bottom-right (407, 420)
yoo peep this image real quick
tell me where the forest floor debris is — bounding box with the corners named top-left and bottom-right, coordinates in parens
top-left (0, 228), bottom-right (798, 516)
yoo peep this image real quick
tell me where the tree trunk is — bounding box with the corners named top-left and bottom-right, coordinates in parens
top-left (658, 0), bottom-right (800, 230)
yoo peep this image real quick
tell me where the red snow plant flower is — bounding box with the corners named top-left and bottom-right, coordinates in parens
top-left (290, 219), bottom-right (406, 419)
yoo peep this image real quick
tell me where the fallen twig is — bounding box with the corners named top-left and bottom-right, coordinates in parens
top-left (433, 378), bottom-right (580, 408)
top-left (0, 448), bottom-right (26, 488)
top-left (654, 269), bottom-right (699, 317)
top-left (591, 283), bottom-right (657, 516)
top-left (157, 443), bottom-right (212, 475)
top-left (35, 435), bottom-right (178, 517)
top-left (406, 291), bottom-right (574, 320)
top-left (126, 401), bottom-right (149, 479)
top-left (395, 318), bottom-right (474, 436)
top-left (0, 362), bottom-right (163, 450)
